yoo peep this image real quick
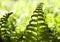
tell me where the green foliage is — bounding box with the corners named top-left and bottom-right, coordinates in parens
top-left (0, 0), bottom-right (60, 42)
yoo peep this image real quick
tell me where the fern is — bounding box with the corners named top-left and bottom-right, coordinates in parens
top-left (0, 12), bottom-right (13, 42)
top-left (16, 3), bottom-right (51, 42)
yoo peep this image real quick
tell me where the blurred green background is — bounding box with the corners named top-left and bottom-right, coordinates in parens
top-left (0, 0), bottom-right (60, 41)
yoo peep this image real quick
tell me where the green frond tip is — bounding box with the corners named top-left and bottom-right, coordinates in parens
top-left (0, 12), bottom-right (13, 28)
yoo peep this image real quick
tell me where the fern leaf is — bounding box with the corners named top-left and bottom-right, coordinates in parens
top-left (0, 12), bottom-right (13, 42)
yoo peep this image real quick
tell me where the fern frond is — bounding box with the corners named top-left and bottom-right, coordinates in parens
top-left (17, 3), bottom-right (43, 42)
top-left (0, 12), bottom-right (13, 42)
top-left (17, 3), bottom-right (57, 42)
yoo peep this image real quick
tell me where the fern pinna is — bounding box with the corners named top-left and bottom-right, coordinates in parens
top-left (0, 12), bottom-right (13, 42)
